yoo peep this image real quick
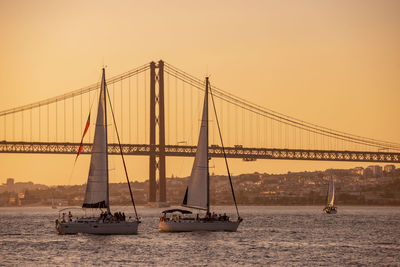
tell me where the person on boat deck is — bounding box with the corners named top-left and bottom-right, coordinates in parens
top-left (68, 211), bottom-right (73, 222)
top-left (62, 213), bottom-right (66, 223)
top-left (106, 212), bottom-right (112, 222)
top-left (122, 212), bottom-right (126, 221)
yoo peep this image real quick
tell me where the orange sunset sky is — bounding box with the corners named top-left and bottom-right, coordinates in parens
top-left (0, 0), bottom-right (399, 185)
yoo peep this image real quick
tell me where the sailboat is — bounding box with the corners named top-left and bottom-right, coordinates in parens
top-left (159, 77), bottom-right (242, 232)
top-left (323, 176), bottom-right (337, 214)
top-left (55, 68), bottom-right (140, 234)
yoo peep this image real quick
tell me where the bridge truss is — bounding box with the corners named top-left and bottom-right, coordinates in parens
top-left (1, 141), bottom-right (399, 163)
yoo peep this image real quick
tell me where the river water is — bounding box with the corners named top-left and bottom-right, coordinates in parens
top-left (1, 206), bottom-right (399, 266)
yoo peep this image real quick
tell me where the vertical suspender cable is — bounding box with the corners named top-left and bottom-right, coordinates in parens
top-left (38, 105), bottom-right (40, 141)
top-left (144, 70), bottom-right (147, 143)
top-left (242, 108), bottom-right (245, 146)
top-left (56, 101), bottom-right (58, 142)
top-left (190, 84), bottom-right (193, 145)
top-left (129, 77), bottom-right (131, 143)
top-left (30, 109), bottom-right (32, 141)
top-left (72, 97), bottom-right (74, 141)
top-left (12, 112), bottom-right (15, 141)
top-left (175, 77), bottom-right (178, 144)
top-left (80, 90), bottom-right (83, 136)
top-left (47, 104), bottom-right (49, 141)
top-left (113, 83), bottom-right (115, 143)
top-left (235, 105), bottom-right (238, 145)
top-left (121, 80), bottom-right (123, 143)
top-left (21, 111), bottom-right (24, 141)
top-left (167, 73), bottom-right (170, 145)
top-left (64, 99), bottom-right (66, 142)
top-left (137, 73), bottom-right (139, 143)
top-left (182, 81), bottom-right (185, 141)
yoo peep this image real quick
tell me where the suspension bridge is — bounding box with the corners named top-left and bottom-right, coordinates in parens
top-left (1, 60), bottom-right (399, 203)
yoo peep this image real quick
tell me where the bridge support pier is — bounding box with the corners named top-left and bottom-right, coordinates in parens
top-left (149, 60), bottom-right (167, 205)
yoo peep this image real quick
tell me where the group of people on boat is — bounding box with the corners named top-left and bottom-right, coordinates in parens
top-left (99, 211), bottom-right (126, 222)
top-left (59, 211), bottom-right (73, 223)
top-left (160, 212), bottom-right (231, 223)
top-left (323, 206), bottom-right (337, 213)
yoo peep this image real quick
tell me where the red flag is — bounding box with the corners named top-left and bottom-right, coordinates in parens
top-left (75, 113), bottom-right (91, 161)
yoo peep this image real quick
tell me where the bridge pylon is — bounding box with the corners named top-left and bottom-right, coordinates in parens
top-left (149, 60), bottom-right (167, 205)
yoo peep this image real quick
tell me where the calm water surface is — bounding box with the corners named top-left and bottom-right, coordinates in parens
top-left (1, 206), bottom-right (399, 266)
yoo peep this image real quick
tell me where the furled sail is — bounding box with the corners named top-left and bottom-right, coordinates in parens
top-left (182, 81), bottom-right (208, 210)
top-left (327, 176), bottom-right (335, 207)
top-left (82, 69), bottom-right (109, 210)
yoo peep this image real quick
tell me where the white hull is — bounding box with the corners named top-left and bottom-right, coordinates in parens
top-left (159, 220), bottom-right (241, 232)
top-left (57, 220), bottom-right (139, 235)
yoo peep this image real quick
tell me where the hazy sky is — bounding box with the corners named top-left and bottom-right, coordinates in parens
top-left (0, 0), bottom-right (399, 185)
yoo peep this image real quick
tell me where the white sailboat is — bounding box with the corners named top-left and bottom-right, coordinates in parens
top-left (323, 176), bottom-right (337, 214)
top-left (159, 77), bottom-right (242, 232)
top-left (56, 68), bottom-right (140, 235)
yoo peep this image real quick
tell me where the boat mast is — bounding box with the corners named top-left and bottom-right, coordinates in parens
top-left (206, 77), bottom-right (210, 215)
top-left (209, 79), bottom-right (240, 218)
top-left (102, 68), bottom-right (110, 213)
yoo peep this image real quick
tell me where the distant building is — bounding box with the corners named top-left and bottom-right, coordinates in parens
top-left (351, 167), bottom-right (364, 176)
top-left (384, 165), bottom-right (396, 173)
top-left (363, 168), bottom-right (373, 178)
top-left (6, 178), bottom-right (14, 186)
top-left (364, 165), bottom-right (382, 178)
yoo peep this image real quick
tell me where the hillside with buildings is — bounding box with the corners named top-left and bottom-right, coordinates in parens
top-left (1, 164), bottom-right (399, 207)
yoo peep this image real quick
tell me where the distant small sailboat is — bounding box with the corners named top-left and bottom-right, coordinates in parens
top-left (323, 176), bottom-right (337, 214)
top-left (159, 77), bottom-right (242, 232)
top-left (55, 68), bottom-right (140, 235)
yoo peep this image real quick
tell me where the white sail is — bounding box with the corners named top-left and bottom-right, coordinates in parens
top-left (327, 176), bottom-right (335, 207)
top-left (82, 69), bottom-right (109, 210)
top-left (182, 82), bottom-right (208, 210)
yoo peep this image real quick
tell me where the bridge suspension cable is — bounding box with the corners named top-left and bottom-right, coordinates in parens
top-left (163, 62), bottom-right (400, 152)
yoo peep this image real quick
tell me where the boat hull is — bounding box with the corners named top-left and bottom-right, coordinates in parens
top-left (56, 220), bottom-right (139, 235)
top-left (159, 220), bottom-right (241, 232)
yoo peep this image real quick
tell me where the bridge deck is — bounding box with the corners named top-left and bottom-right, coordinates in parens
top-left (0, 141), bottom-right (399, 163)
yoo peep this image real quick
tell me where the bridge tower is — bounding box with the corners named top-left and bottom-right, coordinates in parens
top-left (149, 60), bottom-right (167, 205)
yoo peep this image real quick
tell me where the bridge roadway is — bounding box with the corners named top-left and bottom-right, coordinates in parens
top-left (0, 141), bottom-right (399, 163)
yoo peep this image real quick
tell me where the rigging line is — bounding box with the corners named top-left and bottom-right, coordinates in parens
top-left (164, 65), bottom-right (400, 148)
top-left (106, 84), bottom-right (140, 222)
top-left (209, 81), bottom-right (240, 219)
